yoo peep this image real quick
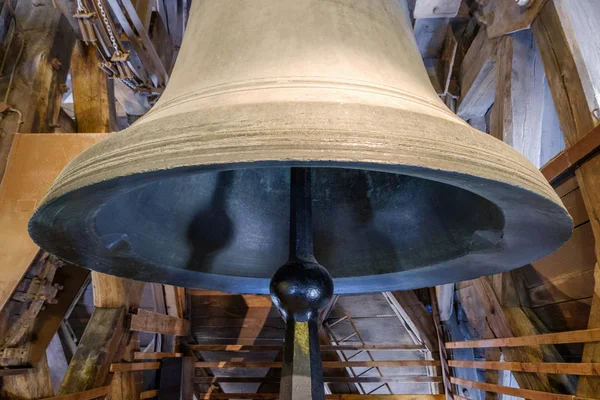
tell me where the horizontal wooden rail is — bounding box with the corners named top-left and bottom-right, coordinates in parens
top-left (195, 360), bottom-right (440, 368)
top-left (449, 360), bottom-right (600, 375)
top-left (140, 389), bottom-right (159, 399)
top-left (130, 309), bottom-right (189, 336)
top-left (134, 352), bottom-right (183, 360)
top-left (194, 376), bottom-right (443, 384)
top-left (446, 328), bottom-right (600, 349)
top-left (187, 344), bottom-right (426, 352)
top-left (110, 362), bottom-right (161, 372)
top-left (40, 386), bottom-right (110, 400)
top-left (451, 377), bottom-right (595, 400)
top-left (542, 123), bottom-right (600, 182)
top-left (196, 394), bottom-right (445, 400)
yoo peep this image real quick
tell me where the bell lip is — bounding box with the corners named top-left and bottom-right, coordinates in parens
top-left (29, 159), bottom-right (573, 295)
top-left (28, 102), bottom-right (572, 293)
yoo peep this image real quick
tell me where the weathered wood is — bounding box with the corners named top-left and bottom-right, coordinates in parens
top-left (130, 309), bottom-right (190, 336)
top-left (413, 0), bottom-right (461, 18)
top-left (108, 368), bottom-right (143, 400)
top-left (527, 269), bottom-right (595, 308)
top-left (490, 30), bottom-right (546, 167)
top-left (92, 272), bottom-right (145, 309)
top-left (134, 352), bottom-right (183, 360)
top-left (195, 395), bottom-right (445, 400)
top-left (140, 389), bottom-right (159, 400)
top-left (1, 354), bottom-right (53, 399)
top-left (195, 376), bottom-right (443, 384)
top-left (386, 291), bottom-right (438, 352)
top-left (533, 2), bottom-right (600, 395)
top-left (447, 327), bottom-right (600, 349)
top-left (477, 0), bottom-right (549, 39)
top-left (58, 307), bottom-right (125, 394)
top-left (533, 297), bottom-right (593, 332)
top-left (110, 362), bottom-right (160, 372)
top-left (40, 386), bottom-right (110, 400)
top-left (449, 360), bottom-right (600, 376)
top-left (0, 1), bottom-right (75, 178)
top-left (435, 284), bottom-right (454, 322)
top-left (471, 276), bottom-right (576, 393)
top-left (457, 27), bottom-right (498, 119)
top-left (451, 377), bottom-right (592, 400)
top-left (0, 133), bottom-right (108, 312)
top-left (195, 360), bottom-right (441, 368)
top-left (186, 344), bottom-right (426, 352)
top-left (542, 124), bottom-right (600, 182)
top-left (414, 18), bottom-right (450, 59)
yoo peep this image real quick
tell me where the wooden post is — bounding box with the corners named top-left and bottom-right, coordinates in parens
top-left (532, 0), bottom-right (600, 397)
top-left (0, 0), bottom-right (74, 179)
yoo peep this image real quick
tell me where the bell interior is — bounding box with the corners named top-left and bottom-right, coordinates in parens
top-left (85, 166), bottom-right (504, 280)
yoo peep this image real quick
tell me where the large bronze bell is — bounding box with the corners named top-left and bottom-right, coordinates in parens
top-left (29, 1), bottom-right (571, 397)
top-left (30, 0), bottom-right (571, 295)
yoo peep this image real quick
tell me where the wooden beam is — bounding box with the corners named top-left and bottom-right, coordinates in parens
top-left (195, 376), bottom-right (443, 384)
top-left (58, 307), bottom-right (126, 394)
top-left (533, 2), bottom-right (600, 396)
top-left (0, 0), bottom-right (75, 178)
top-left (130, 309), bottom-right (190, 336)
top-left (449, 360), bottom-right (600, 375)
top-left (40, 386), bottom-right (110, 400)
top-left (140, 389), bottom-right (159, 399)
top-left (134, 352), bottom-right (183, 360)
top-left (185, 344), bottom-right (426, 352)
top-left (490, 29), bottom-right (546, 167)
top-left (447, 327), bottom-right (600, 349)
top-left (435, 284), bottom-right (454, 322)
top-left (70, 40), bottom-right (117, 133)
top-left (195, 395), bottom-right (445, 400)
top-left (385, 291), bottom-right (438, 352)
top-left (457, 28), bottom-right (498, 120)
top-left (195, 360), bottom-right (441, 368)
top-left (475, 0), bottom-right (549, 39)
top-left (471, 276), bottom-right (576, 393)
top-left (0, 354), bottom-right (53, 399)
top-left (110, 362), bottom-right (161, 372)
top-left (451, 377), bottom-right (593, 400)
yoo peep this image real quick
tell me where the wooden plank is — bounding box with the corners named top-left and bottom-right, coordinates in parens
top-left (478, 0), bottom-right (549, 39)
top-left (1, 354), bottom-right (53, 399)
top-left (414, 18), bottom-right (450, 59)
top-left (0, 133), bottom-right (108, 312)
top-left (70, 40), bottom-right (117, 133)
top-left (542, 124), bottom-right (600, 182)
top-left (490, 30), bottom-right (546, 167)
top-left (457, 28), bottom-right (498, 119)
top-left (554, 174), bottom-right (579, 197)
top-left (524, 222), bottom-right (596, 288)
top-left (186, 344), bottom-right (426, 352)
top-left (195, 376), bottom-right (443, 384)
top-left (40, 386), bottom-right (110, 400)
top-left (134, 352), bottom-right (183, 360)
top-left (58, 307), bottom-right (126, 394)
top-left (533, 297), bottom-right (593, 332)
top-left (196, 395), bottom-right (445, 400)
top-left (413, 0), bottom-right (461, 18)
top-left (130, 309), bottom-right (189, 336)
top-left (447, 327), bottom-right (600, 349)
top-left (435, 284), bottom-right (454, 322)
top-left (449, 360), bottom-right (600, 376)
top-left (0, 1), bottom-right (75, 178)
top-left (451, 377), bottom-right (593, 400)
top-left (110, 362), bottom-right (160, 372)
top-left (387, 291), bottom-right (438, 352)
top-left (562, 187), bottom-right (589, 227)
top-left (527, 269), bottom-right (595, 308)
top-left (140, 389), bottom-right (159, 399)
top-left (195, 360), bottom-right (440, 368)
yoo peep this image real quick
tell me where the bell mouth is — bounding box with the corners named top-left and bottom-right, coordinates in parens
top-left (29, 161), bottom-right (570, 294)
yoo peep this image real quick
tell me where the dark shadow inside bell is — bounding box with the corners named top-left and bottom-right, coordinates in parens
top-left (92, 167), bottom-right (505, 280)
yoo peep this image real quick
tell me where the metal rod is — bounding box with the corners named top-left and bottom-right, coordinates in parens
top-left (290, 167), bottom-right (314, 261)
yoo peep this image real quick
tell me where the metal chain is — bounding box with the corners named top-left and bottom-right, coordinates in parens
top-left (96, 0), bottom-right (121, 56)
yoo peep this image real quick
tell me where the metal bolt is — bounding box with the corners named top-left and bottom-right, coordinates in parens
top-left (51, 58), bottom-right (62, 70)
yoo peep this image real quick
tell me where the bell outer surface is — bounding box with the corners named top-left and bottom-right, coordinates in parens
top-left (28, 0), bottom-right (573, 294)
